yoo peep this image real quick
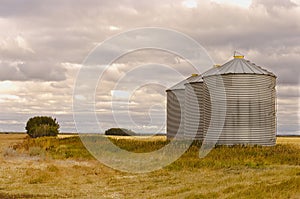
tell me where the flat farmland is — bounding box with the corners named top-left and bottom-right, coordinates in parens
top-left (277, 136), bottom-right (300, 145)
top-left (0, 133), bottom-right (299, 198)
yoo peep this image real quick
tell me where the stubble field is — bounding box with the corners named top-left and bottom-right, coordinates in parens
top-left (0, 133), bottom-right (299, 199)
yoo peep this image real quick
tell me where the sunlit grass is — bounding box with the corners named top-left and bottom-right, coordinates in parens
top-left (3, 134), bottom-right (300, 199)
top-left (277, 136), bottom-right (300, 145)
top-left (17, 135), bottom-right (300, 169)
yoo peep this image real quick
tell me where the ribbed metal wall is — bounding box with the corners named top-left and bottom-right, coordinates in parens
top-left (166, 89), bottom-right (185, 139)
top-left (184, 81), bottom-right (205, 140)
top-left (166, 75), bottom-right (199, 140)
top-left (203, 74), bottom-right (276, 145)
top-left (166, 56), bottom-right (276, 145)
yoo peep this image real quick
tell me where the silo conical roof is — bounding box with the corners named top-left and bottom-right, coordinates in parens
top-left (201, 54), bottom-right (277, 146)
top-left (186, 75), bottom-right (203, 84)
top-left (166, 74), bottom-right (200, 91)
top-left (202, 56), bottom-right (276, 78)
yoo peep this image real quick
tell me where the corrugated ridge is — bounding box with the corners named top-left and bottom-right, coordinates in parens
top-left (202, 74), bottom-right (276, 146)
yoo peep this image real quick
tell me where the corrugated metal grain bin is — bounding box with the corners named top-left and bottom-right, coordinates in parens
top-left (166, 75), bottom-right (199, 139)
top-left (202, 55), bottom-right (277, 145)
top-left (184, 76), bottom-right (205, 140)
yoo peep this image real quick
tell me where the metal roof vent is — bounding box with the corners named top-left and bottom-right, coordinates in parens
top-left (233, 50), bottom-right (245, 59)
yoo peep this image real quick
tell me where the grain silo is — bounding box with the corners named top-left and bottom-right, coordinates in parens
top-left (184, 75), bottom-right (205, 140)
top-left (202, 55), bottom-right (277, 145)
top-left (166, 74), bottom-right (199, 140)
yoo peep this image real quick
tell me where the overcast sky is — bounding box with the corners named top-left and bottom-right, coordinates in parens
top-left (0, 0), bottom-right (299, 135)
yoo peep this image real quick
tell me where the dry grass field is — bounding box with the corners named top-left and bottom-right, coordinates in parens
top-left (0, 133), bottom-right (299, 198)
top-left (277, 136), bottom-right (300, 145)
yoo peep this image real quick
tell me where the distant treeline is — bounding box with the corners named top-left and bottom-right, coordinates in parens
top-left (105, 128), bottom-right (137, 136)
top-left (276, 135), bottom-right (300, 137)
top-left (104, 128), bottom-right (167, 136)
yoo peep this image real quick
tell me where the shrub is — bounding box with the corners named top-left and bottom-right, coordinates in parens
top-left (26, 116), bottom-right (60, 138)
top-left (105, 128), bottom-right (136, 136)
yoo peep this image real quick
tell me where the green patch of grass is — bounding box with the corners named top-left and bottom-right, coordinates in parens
top-left (166, 144), bottom-right (300, 170)
top-left (17, 136), bottom-right (93, 159)
top-left (17, 136), bottom-right (300, 171)
top-left (108, 137), bottom-right (169, 153)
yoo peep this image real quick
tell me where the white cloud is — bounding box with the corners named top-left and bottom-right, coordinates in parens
top-left (109, 26), bottom-right (121, 31)
top-left (182, 0), bottom-right (198, 8)
top-left (15, 35), bottom-right (35, 53)
top-left (0, 81), bottom-right (17, 92)
top-left (211, 0), bottom-right (251, 7)
top-left (0, 0), bottom-right (299, 134)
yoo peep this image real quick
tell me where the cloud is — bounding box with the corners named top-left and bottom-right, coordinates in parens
top-left (0, 35), bottom-right (35, 60)
top-left (0, 61), bottom-right (66, 81)
top-left (0, 0), bottom-right (299, 134)
top-left (251, 0), bottom-right (297, 10)
top-left (2, 0), bottom-right (298, 84)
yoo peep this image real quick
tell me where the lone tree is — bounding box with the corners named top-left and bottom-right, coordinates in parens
top-left (25, 116), bottom-right (60, 138)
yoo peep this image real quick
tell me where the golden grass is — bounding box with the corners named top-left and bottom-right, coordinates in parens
top-left (0, 134), bottom-right (299, 198)
top-left (0, 133), bottom-right (26, 145)
top-left (277, 137), bottom-right (300, 145)
top-left (57, 134), bottom-right (78, 139)
top-left (106, 135), bottom-right (167, 141)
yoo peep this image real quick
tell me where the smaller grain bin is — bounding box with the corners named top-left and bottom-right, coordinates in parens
top-left (166, 74), bottom-right (199, 140)
top-left (202, 55), bottom-right (277, 145)
top-left (184, 75), bottom-right (206, 140)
